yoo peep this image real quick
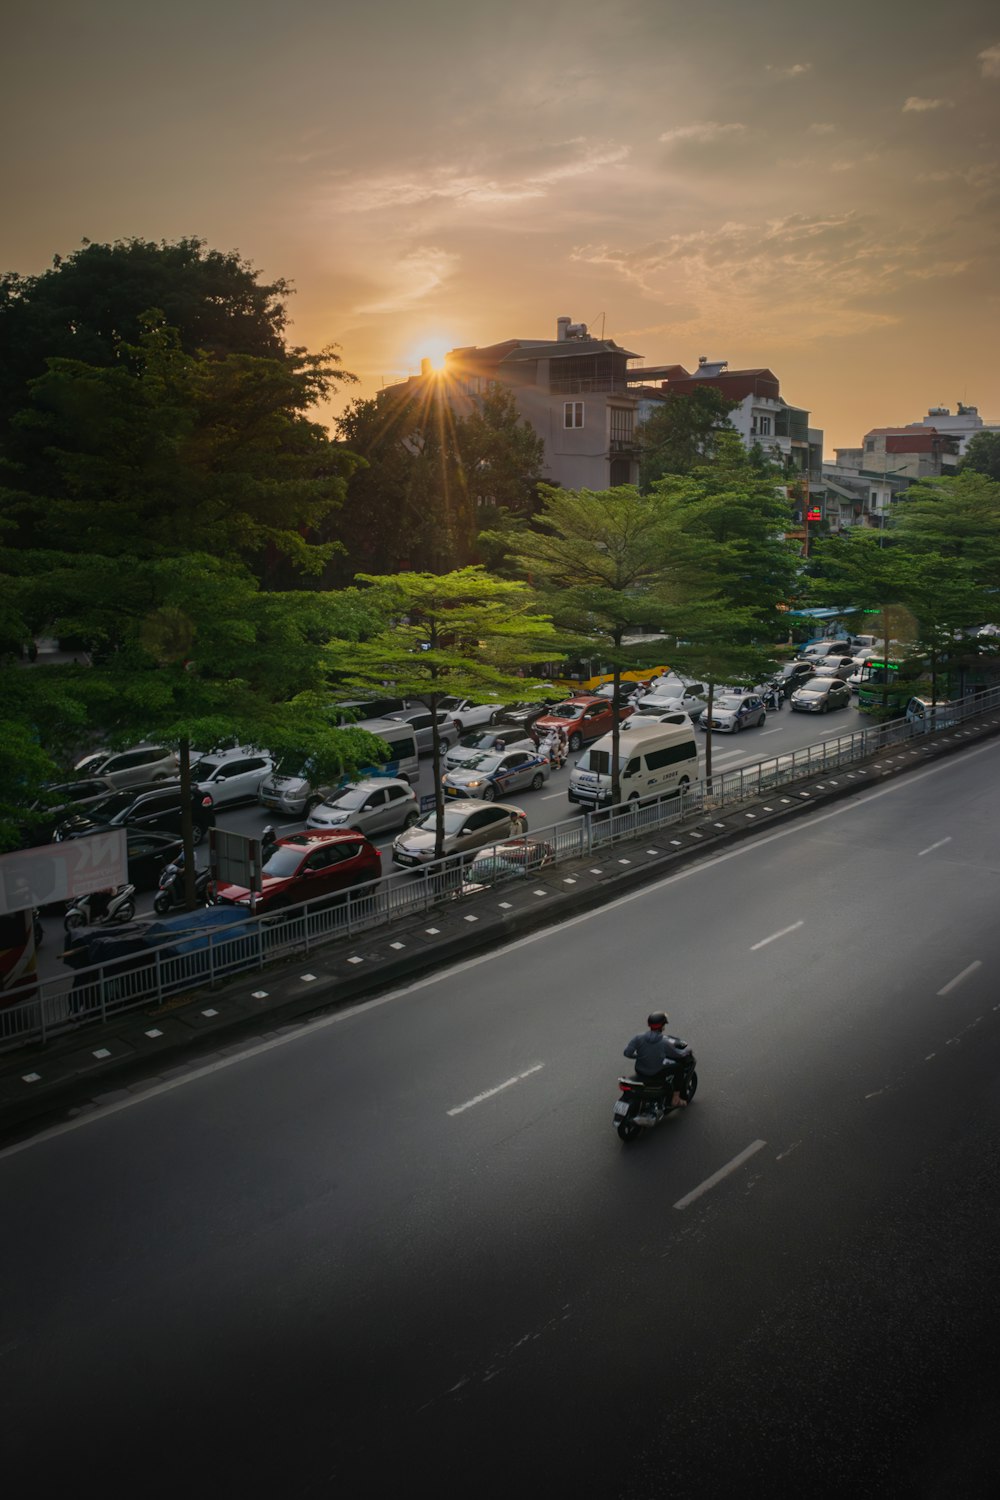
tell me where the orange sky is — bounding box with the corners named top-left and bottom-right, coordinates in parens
top-left (4, 0), bottom-right (999, 456)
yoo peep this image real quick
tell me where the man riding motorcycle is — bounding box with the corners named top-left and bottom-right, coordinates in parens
top-left (623, 1011), bottom-right (691, 1108)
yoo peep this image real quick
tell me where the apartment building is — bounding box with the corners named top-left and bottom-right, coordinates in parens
top-left (627, 356), bottom-right (822, 483)
top-left (380, 317), bottom-right (641, 490)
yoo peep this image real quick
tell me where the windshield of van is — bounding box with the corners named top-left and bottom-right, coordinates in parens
top-left (274, 754), bottom-right (313, 779)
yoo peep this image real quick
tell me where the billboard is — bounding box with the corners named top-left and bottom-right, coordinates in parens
top-left (0, 830), bottom-right (128, 915)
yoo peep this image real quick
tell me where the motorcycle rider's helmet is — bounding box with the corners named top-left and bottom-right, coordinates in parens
top-left (647, 1011), bottom-right (668, 1031)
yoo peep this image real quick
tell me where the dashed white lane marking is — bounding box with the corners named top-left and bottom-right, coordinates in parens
top-left (918, 836), bottom-right (952, 857)
top-left (674, 1139), bottom-right (767, 1210)
top-left (751, 920), bottom-right (804, 951)
top-left (447, 1064), bottom-right (544, 1116)
top-left (937, 960), bottom-right (982, 997)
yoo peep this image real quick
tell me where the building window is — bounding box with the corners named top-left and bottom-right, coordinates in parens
top-left (564, 401), bottom-right (585, 429)
top-left (870, 491), bottom-right (879, 505)
top-left (609, 407), bottom-right (634, 446)
top-left (753, 415), bottom-right (772, 437)
top-left (865, 439), bottom-right (876, 453)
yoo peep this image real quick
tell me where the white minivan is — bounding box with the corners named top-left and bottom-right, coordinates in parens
top-left (568, 721), bottom-right (699, 810)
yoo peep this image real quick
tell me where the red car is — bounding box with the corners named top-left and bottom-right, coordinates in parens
top-left (215, 830), bottom-right (381, 912)
top-left (534, 695), bottom-right (632, 751)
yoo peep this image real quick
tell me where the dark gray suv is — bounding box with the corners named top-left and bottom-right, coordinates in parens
top-left (53, 784), bottom-right (216, 844)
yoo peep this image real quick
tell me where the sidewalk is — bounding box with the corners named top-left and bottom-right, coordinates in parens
top-left (2, 714), bottom-right (997, 1143)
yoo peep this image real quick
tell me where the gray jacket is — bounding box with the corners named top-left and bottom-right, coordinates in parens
top-left (624, 1028), bottom-right (689, 1078)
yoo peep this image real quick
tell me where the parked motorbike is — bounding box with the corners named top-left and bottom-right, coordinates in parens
top-left (64, 883), bottom-right (137, 934)
top-left (153, 861), bottom-right (215, 914)
top-left (764, 680), bottom-right (784, 711)
top-left (613, 1040), bottom-right (698, 1142)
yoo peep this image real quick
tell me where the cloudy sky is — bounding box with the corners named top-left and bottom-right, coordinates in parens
top-left (4, 0), bottom-right (999, 452)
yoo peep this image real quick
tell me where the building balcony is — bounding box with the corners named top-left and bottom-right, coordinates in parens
top-left (548, 377), bottom-right (634, 396)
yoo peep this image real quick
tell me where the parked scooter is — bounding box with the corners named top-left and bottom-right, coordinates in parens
top-left (613, 1037), bottom-right (698, 1142)
top-left (153, 861), bottom-right (215, 914)
top-left (64, 884), bottom-right (137, 934)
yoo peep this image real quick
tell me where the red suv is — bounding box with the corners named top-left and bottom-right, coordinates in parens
top-left (215, 830), bottom-right (381, 912)
top-left (534, 695), bottom-right (632, 751)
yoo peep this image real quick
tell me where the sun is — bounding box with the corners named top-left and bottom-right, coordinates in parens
top-left (410, 334), bottom-right (454, 373)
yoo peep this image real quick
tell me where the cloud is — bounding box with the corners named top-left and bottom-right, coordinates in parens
top-left (569, 211), bottom-right (970, 344)
top-left (902, 96), bottom-right (954, 112)
top-left (355, 246), bottom-right (460, 314)
top-left (808, 123), bottom-right (836, 135)
top-left (324, 140), bottom-right (629, 215)
top-left (658, 122), bottom-right (747, 146)
top-left (765, 62), bottom-right (812, 78)
top-left (979, 43), bottom-right (1000, 78)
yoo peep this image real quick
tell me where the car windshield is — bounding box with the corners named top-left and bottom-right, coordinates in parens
top-left (455, 753), bottom-right (503, 773)
top-left (802, 679), bottom-right (829, 691)
top-left (418, 809), bottom-right (478, 833)
top-left (274, 755), bottom-right (313, 778)
top-left (549, 702), bottom-right (579, 717)
top-left (322, 786), bottom-right (368, 811)
top-left (262, 846), bottom-right (305, 878)
top-left (715, 696), bottom-right (742, 710)
top-left (460, 731), bottom-right (492, 747)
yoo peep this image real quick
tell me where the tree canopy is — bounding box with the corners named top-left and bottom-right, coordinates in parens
top-left (638, 385), bottom-right (741, 489)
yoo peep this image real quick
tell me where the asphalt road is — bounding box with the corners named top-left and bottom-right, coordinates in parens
top-left (6, 732), bottom-right (1000, 1494)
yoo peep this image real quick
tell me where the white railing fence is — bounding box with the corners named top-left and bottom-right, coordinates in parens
top-left (3, 688), bottom-right (998, 1053)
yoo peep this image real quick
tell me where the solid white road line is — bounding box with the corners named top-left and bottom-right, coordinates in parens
top-left (447, 1064), bottom-right (544, 1116)
top-left (937, 960), bottom-right (982, 997)
top-left (917, 836), bottom-right (952, 857)
top-left (751, 920), bottom-right (804, 951)
top-left (674, 1139), bottom-right (768, 1210)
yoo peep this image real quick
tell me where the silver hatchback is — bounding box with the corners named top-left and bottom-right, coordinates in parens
top-left (306, 778), bottom-right (419, 836)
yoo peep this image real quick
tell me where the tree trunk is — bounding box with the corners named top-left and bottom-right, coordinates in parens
top-left (178, 736), bottom-right (197, 910)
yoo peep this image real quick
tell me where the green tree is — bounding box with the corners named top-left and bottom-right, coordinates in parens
top-left (505, 486), bottom-right (687, 804)
top-left (0, 236), bottom-right (297, 442)
top-left (331, 568), bottom-right (558, 858)
top-left (0, 319), bottom-right (380, 872)
top-left (638, 385), bottom-right (741, 489)
top-left (649, 435), bottom-right (800, 632)
top-left (959, 431), bottom-right (1000, 484)
top-left (457, 384), bottom-right (545, 533)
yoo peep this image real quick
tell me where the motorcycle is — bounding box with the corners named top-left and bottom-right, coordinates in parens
top-left (613, 1040), bottom-right (698, 1142)
top-left (64, 883), bottom-right (137, 934)
top-left (153, 860), bottom-right (215, 914)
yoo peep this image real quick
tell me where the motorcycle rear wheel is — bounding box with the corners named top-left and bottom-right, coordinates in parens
top-left (153, 893), bottom-right (171, 914)
top-left (64, 912), bottom-right (85, 932)
top-left (617, 1119), bottom-right (641, 1142)
top-left (117, 901), bottom-right (135, 923)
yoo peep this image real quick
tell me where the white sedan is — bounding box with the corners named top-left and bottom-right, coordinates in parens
top-left (436, 696), bottom-right (501, 734)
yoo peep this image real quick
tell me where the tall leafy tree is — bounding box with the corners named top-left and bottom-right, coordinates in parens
top-left (649, 436), bottom-right (800, 632)
top-left (959, 431), bottom-right (1000, 484)
top-left (0, 319), bottom-right (379, 871)
top-left (0, 236), bottom-right (298, 442)
top-left (505, 485), bottom-right (687, 804)
top-left (331, 568), bottom-right (558, 858)
top-left (638, 385), bottom-right (741, 489)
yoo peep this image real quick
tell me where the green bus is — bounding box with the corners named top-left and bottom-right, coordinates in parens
top-left (856, 659), bottom-right (913, 716)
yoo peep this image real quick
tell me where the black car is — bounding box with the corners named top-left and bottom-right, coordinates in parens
top-left (20, 775), bottom-right (120, 846)
top-left (53, 783), bottom-right (216, 844)
top-left (772, 662), bottom-right (815, 700)
top-left (123, 829), bottom-right (186, 890)
top-left (489, 700), bottom-right (557, 731)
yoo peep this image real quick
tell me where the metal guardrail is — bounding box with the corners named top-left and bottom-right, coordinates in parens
top-left (4, 687), bottom-right (999, 1052)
